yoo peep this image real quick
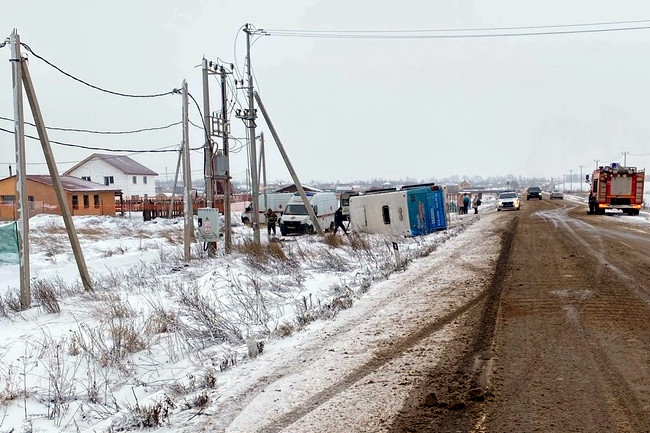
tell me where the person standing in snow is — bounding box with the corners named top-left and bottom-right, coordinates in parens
top-left (463, 193), bottom-right (470, 214)
top-left (334, 207), bottom-right (348, 235)
top-left (472, 193), bottom-right (482, 214)
top-left (265, 208), bottom-right (278, 236)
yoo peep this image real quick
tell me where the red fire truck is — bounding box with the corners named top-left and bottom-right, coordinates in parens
top-left (587, 163), bottom-right (645, 215)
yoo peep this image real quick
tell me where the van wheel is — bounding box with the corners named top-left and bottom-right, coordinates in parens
top-left (242, 217), bottom-right (250, 225)
top-left (307, 225), bottom-right (315, 235)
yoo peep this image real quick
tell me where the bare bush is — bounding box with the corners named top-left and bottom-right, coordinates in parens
top-left (176, 285), bottom-right (243, 344)
top-left (219, 352), bottom-right (237, 372)
top-left (220, 271), bottom-right (271, 330)
top-left (33, 280), bottom-right (61, 314)
top-left (122, 395), bottom-right (174, 429)
top-left (3, 290), bottom-right (21, 312)
top-left (144, 303), bottom-right (179, 335)
top-left (312, 247), bottom-right (350, 272)
top-left (37, 338), bottom-right (78, 421)
top-left (0, 297), bottom-right (7, 318)
top-left (68, 296), bottom-right (147, 369)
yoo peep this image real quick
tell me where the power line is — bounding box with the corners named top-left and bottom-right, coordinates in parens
top-left (265, 18), bottom-right (650, 35)
top-left (0, 126), bottom-right (203, 153)
top-left (0, 115), bottom-right (181, 135)
top-left (20, 42), bottom-right (180, 98)
top-left (266, 22), bottom-right (650, 39)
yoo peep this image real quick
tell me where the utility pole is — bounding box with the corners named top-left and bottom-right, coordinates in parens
top-left (182, 80), bottom-right (193, 261)
top-left (10, 30), bottom-right (30, 308)
top-left (20, 43), bottom-right (92, 291)
top-left (594, 159), bottom-right (600, 169)
top-left (201, 58), bottom-right (216, 257)
top-left (569, 169), bottom-right (573, 192)
top-left (622, 151), bottom-right (629, 166)
top-left (244, 23), bottom-right (260, 244)
top-left (219, 64), bottom-right (233, 253)
top-left (202, 58), bottom-right (214, 209)
top-left (579, 165), bottom-right (584, 192)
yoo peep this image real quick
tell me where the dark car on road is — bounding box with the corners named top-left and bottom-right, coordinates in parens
top-left (526, 186), bottom-right (543, 200)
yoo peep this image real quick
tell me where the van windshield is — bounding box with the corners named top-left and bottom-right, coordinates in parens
top-left (284, 204), bottom-right (307, 215)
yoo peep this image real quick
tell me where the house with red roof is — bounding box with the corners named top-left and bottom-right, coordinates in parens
top-left (0, 175), bottom-right (120, 220)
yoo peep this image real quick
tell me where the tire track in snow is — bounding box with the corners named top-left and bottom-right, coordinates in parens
top-left (254, 218), bottom-right (511, 433)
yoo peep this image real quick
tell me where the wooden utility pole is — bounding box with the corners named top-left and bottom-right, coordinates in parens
top-left (20, 46), bottom-right (93, 291)
top-left (254, 91), bottom-right (323, 235)
top-left (182, 80), bottom-right (193, 261)
top-left (245, 24), bottom-right (260, 244)
top-left (201, 58), bottom-right (216, 256)
top-left (10, 30), bottom-right (30, 308)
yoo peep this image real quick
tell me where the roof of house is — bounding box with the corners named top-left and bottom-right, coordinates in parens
top-left (273, 184), bottom-right (322, 193)
top-left (26, 175), bottom-right (121, 192)
top-left (64, 153), bottom-right (158, 176)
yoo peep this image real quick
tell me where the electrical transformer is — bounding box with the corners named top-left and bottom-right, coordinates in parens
top-left (197, 208), bottom-right (221, 242)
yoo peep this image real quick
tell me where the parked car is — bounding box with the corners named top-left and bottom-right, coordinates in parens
top-left (497, 191), bottom-right (521, 211)
top-left (550, 189), bottom-right (564, 199)
top-left (526, 186), bottom-right (543, 200)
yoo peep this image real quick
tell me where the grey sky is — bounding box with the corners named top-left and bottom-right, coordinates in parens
top-left (3, 0), bottom-right (650, 187)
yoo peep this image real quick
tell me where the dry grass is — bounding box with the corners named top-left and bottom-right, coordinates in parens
top-left (75, 226), bottom-right (106, 237)
top-left (323, 233), bottom-right (344, 248)
top-left (347, 232), bottom-right (371, 251)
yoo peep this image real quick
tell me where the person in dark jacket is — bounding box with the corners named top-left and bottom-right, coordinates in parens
top-left (334, 207), bottom-right (347, 235)
top-left (265, 208), bottom-right (278, 236)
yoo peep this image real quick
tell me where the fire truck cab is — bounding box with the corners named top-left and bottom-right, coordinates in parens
top-left (587, 163), bottom-right (645, 215)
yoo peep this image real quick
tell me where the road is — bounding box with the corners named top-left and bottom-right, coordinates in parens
top-left (390, 196), bottom-right (650, 432)
top-left (217, 197), bottom-right (650, 433)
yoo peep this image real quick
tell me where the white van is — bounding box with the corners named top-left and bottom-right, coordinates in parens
top-left (241, 192), bottom-right (294, 225)
top-left (279, 192), bottom-right (338, 235)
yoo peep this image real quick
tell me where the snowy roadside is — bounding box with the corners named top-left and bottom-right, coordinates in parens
top-left (163, 211), bottom-right (504, 433)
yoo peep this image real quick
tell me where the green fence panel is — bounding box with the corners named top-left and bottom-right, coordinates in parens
top-left (0, 222), bottom-right (19, 264)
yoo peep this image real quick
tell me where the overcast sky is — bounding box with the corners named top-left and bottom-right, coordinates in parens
top-left (2, 1), bottom-right (650, 187)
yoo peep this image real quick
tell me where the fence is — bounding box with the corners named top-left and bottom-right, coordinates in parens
top-left (0, 222), bottom-right (19, 264)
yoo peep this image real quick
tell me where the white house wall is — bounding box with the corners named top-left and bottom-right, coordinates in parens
top-left (349, 191), bottom-right (411, 238)
top-left (66, 158), bottom-right (156, 199)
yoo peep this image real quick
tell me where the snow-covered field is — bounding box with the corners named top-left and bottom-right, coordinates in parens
top-left (0, 210), bottom-right (486, 432)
